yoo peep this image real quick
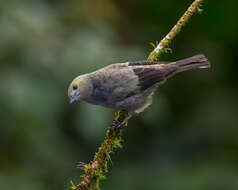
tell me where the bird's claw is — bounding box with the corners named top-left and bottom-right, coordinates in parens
top-left (112, 120), bottom-right (125, 129)
top-left (77, 161), bottom-right (86, 170)
top-left (112, 113), bottom-right (133, 129)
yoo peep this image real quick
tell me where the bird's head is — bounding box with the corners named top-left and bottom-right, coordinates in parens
top-left (68, 75), bottom-right (92, 103)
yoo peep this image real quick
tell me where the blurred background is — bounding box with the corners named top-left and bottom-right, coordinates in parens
top-left (1, 0), bottom-right (238, 189)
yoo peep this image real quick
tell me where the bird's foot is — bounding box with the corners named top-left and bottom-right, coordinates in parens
top-left (77, 161), bottom-right (86, 170)
top-left (112, 113), bottom-right (134, 129)
top-left (112, 121), bottom-right (126, 129)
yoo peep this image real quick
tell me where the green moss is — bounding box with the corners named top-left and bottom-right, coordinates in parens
top-left (70, 180), bottom-right (77, 190)
top-left (73, 110), bottom-right (129, 189)
top-left (197, 3), bottom-right (203, 13)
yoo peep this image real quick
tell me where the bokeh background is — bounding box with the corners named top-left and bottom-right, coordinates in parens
top-left (1, 0), bottom-right (238, 189)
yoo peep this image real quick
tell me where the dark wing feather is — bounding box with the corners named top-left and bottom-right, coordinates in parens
top-left (133, 66), bottom-right (177, 91)
top-left (129, 60), bottom-right (169, 66)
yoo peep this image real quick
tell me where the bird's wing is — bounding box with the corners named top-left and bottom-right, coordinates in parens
top-left (128, 61), bottom-right (178, 91)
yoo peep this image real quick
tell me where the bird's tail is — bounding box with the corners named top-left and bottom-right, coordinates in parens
top-left (175, 54), bottom-right (210, 72)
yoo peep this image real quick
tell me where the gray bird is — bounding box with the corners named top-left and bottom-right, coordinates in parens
top-left (68, 54), bottom-right (210, 127)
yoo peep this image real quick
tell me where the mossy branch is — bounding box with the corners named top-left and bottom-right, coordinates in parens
top-left (73, 0), bottom-right (204, 189)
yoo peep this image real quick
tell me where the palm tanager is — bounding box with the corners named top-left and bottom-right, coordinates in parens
top-left (68, 54), bottom-right (210, 127)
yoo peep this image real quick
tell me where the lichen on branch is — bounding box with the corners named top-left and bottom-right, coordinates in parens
top-left (73, 0), bottom-right (204, 189)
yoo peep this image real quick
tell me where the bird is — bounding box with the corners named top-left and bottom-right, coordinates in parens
top-left (68, 54), bottom-right (210, 127)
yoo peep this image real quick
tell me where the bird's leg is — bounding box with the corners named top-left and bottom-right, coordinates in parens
top-left (113, 112), bottom-right (134, 129)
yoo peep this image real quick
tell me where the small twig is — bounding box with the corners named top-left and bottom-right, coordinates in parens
top-left (73, 0), bottom-right (204, 189)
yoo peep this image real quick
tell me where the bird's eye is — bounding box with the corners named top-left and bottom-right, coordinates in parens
top-left (73, 85), bottom-right (78, 90)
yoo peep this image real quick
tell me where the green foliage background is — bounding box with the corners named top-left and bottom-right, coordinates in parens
top-left (0, 0), bottom-right (238, 189)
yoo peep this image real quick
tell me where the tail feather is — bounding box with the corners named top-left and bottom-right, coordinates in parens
top-left (175, 54), bottom-right (210, 72)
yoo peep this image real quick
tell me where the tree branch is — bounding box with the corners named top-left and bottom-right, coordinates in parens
top-left (73, 0), bottom-right (204, 189)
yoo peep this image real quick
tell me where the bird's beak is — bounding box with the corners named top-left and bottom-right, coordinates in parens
top-left (69, 91), bottom-right (80, 103)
